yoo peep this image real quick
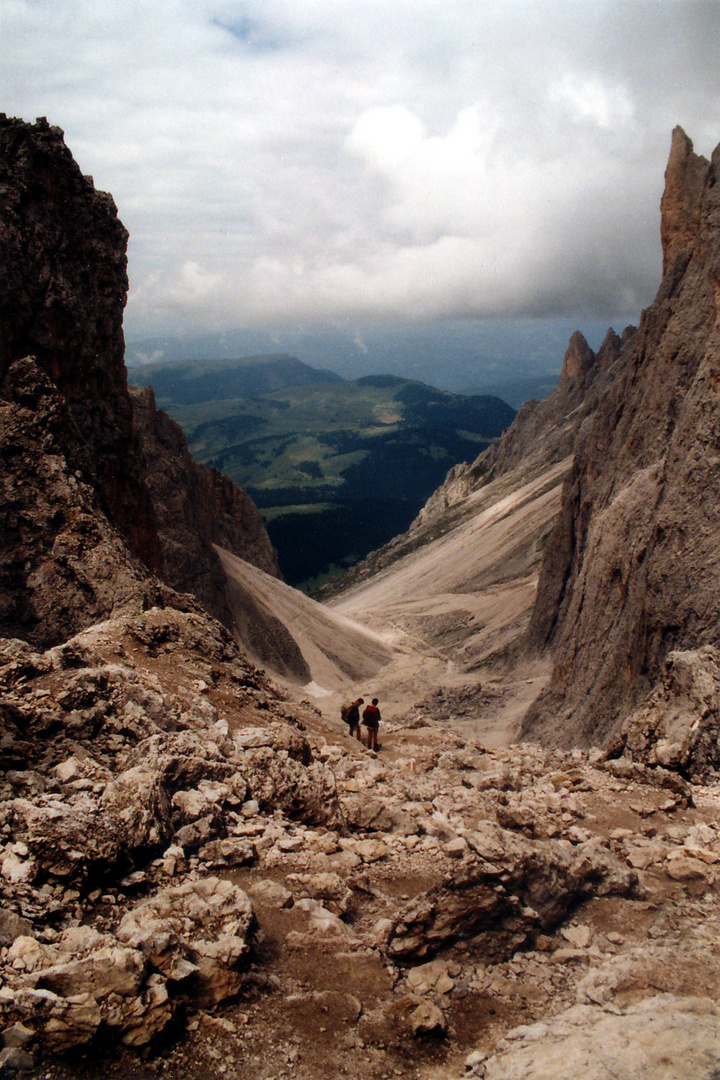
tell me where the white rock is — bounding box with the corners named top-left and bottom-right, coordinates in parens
top-left (247, 879), bottom-right (294, 908)
top-left (561, 925), bottom-right (591, 949)
top-left (482, 995), bottom-right (720, 1079)
top-left (295, 898), bottom-right (348, 935)
top-left (1, 853), bottom-right (35, 885)
top-left (171, 789), bottom-right (210, 821)
top-left (277, 836), bottom-right (304, 853)
top-left (409, 1000), bottom-right (446, 1037)
top-left (666, 856), bottom-right (709, 881)
top-left (55, 757), bottom-right (82, 783)
top-left (444, 837), bottom-right (468, 859)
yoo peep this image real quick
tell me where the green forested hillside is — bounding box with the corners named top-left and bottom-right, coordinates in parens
top-left (128, 355), bottom-right (515, 589)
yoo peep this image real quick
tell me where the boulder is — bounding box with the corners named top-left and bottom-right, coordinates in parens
top-left (477, 995), bottom-right (720, 1079)
top-left (116, 877), bottom-right (255, 1006)
top-left (1, 929), bottom-right (164, 1052)
top-left (408, 1000), bottom-right (446, 1039)
top-left (610, 646), bottom-right (720, 779)
top-left (285, 872), bottom-right (352, 915)
top-left (239, 747), bottom-right (342, 828)
top-left (341, 794), bottom-right (417, 835)
top-left (387, 823), bottom-right (635, 962)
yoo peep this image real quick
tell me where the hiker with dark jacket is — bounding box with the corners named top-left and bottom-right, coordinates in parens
top-left (342, 698), bottom-right (363, 741)
top-left (362, 697), bottom-right (381, 751)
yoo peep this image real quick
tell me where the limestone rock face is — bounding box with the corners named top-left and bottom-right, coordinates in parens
top-left (0, 117), bottom-right (126, 398)
top-left (129, 385), bottom-right (279, 627)
top-left (412, 325), bottom-right (634, 535)
top-left (609, 646), bottom-right (720, 779)
top-left (555, 330), bottom-right (599, 403)
top-left (0, 115), bottom-right (278, 647)
top-left (0, 355), bottom-right (170, 645)
top-left (0, 115), bottom-right (163, 576)
top-left (660, 125), bottom-right (710, 277)
top-left (524, 128), bottom-right (720, 747)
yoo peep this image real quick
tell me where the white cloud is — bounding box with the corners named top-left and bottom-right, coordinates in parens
top-left (346, 105), bottom-right (426, 171)
top-left (549, 74), bottom-right (636, 130)
top-left (3, 0), bottom-right (720, 336)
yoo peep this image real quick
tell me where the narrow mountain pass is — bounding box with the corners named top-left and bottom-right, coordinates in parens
top-left (317, 458), bottom-right (569, 747)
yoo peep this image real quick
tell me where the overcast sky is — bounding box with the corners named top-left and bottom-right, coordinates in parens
top-left (4, 0), bottom-right (720, 344)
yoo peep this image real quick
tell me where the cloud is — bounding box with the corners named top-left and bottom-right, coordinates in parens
top-left (346, 106), bottom-right (427, 171)
top-left (549, 74), bottom-right (636, 130)
top-left (4, 0), bottom-right (720, 336)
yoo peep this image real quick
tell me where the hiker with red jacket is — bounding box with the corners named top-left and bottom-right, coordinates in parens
top-left (362, 697), bottom-right (381, 751)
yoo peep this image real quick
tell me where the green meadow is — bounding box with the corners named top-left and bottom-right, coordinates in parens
top-left (128, 356), bottom-right (515, 590)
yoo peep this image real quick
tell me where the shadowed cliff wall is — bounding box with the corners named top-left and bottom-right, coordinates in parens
top-left (0, 115), bottom-right (278, 645)
top-left (524, 127), bottom-right (720, 747)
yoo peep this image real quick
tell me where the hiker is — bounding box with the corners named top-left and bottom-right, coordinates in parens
top-left (341, 698), bottom-right (363, 741)
top-left (362, 697), bottom-right (381, 751)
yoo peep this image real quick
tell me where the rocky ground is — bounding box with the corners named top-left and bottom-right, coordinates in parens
top-left (2, 606), bottom-right (720, 1079)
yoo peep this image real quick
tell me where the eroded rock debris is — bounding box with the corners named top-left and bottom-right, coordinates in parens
top-left (1, 609), bottom-right (720, 1079)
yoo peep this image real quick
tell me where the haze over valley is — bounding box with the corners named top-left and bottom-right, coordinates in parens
top-left (124, 317), bottom-right (622, 407)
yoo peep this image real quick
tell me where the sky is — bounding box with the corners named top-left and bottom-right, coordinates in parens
top-left (4, 0), bottom-right (720, 372)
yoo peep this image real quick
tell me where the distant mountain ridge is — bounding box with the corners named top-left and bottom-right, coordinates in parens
top-left (125, 315), bottom-right (631, 399)
top-left (127, 353), bottom-right (342, 404)
top-left (128, 354), bottom-right (516, 588)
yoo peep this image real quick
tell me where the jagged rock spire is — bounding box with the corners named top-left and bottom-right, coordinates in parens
top-left (660, 125), bottom-right (709, 279)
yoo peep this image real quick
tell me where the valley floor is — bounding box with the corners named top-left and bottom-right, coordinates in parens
top-left (220, 457), bottom-right (569, 752)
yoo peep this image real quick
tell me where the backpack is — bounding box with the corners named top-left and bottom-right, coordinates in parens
top-left (340, 703), bottom-right (353, 725)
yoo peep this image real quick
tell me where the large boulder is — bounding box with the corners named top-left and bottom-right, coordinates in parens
top-left (387, 821), bottom-right (636, 962)
top-left (472, 995), bottom-right (720, 1080)
top-left (0, 879), bottom-right (255, 1051)
top-left (609, 646), bottom-right (720, 778)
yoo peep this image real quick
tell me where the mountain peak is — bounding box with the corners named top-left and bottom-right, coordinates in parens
top-left (556, 330), bottom-right (597, 401)
top-left (660, 124), bottom-right (710, 279)
top-left (524, 126), bottom-right (720, 746)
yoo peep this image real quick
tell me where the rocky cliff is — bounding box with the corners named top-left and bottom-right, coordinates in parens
top-left (0, 353), bottom-right (172, 646)
top-left (129, 385), bottom-right (279, 620)
top-left (396, 321), bottom-right (635, 544)
top-left (0, 115), bottom-right (160, 577)
top-left (523, 126), bottom-right (720, 747)
top-left (0, 115), bottom-right (278, 646)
